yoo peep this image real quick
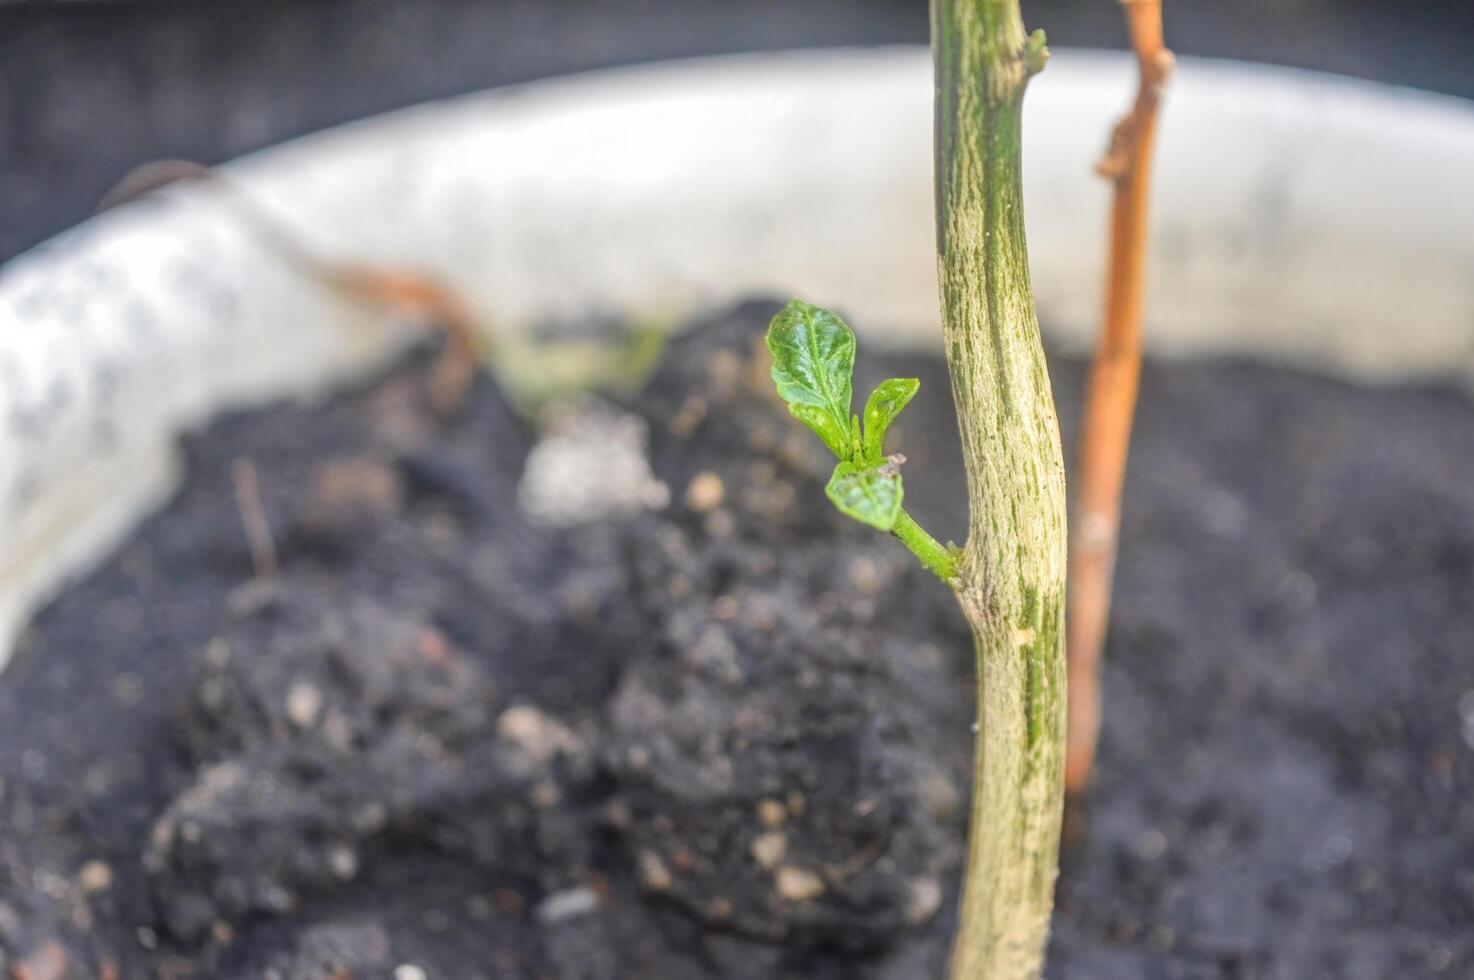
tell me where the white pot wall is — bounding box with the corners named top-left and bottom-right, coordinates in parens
top-left (1, 47), bottom-right (1471, 667)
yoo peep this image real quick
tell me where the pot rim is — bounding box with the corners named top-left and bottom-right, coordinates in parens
top-left (1, 46), bottom-right (1471, 668)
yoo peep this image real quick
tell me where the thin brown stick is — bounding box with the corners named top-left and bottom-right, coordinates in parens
top-left (316, 263), bottom-right (482, 416)
top-left (231, 457), bottom-right (279, 580)
top-left (1064, 0), bottom-right (1173, 796)
top-left (100, 161), bottom-right (484, 414)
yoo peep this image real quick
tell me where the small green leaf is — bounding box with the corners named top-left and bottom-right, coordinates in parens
top-left (788, 404), bottom-right (851, 459)
top-left (825, 459), bottom-right (904, 532)
top-left (766, 300), bottom-right (856, 459)
top-left (862, 377), bottom-right (920, 461)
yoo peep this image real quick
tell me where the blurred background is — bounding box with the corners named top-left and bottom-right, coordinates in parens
top-left (3, 0), bottom-right (1474, 263)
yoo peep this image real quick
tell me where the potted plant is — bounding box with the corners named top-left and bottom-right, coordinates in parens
top-left (1, 5), bottom-right (1472, 978)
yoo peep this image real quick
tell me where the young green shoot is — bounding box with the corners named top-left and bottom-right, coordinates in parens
top-left (766, 300), bottom-right (959, 584)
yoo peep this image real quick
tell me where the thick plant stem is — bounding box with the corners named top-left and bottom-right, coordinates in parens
top-left (931, 1), bottom-right (1068, 977)
top-left (1064, 0), bottom-right (1173, 798)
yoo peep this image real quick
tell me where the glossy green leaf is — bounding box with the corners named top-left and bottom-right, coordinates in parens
top-left (825, 459), bottom-right (904, 532)
top-left (766, 300), bottom-right (856, 459)
top-left (862, 377), bottom-right (920, 461)
top-left (788, 404), bottom-right (851, 459)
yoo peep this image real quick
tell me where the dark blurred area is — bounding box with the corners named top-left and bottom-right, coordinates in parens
top-left (2, 0), bottom-right (1471, 262)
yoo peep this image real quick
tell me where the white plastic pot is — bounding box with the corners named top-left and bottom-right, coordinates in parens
top-left (1, 47), bottom-right (1472, 667)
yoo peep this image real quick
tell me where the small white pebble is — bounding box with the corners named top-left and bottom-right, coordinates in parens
top-left (497, 706), bottom-right (582, 765)
top-left (394, 965), bottom-right (428, 980)
top-left (519, 401), bottom-right (668, 525)
top-left (638, 851), bottom-right (673, 892)
top-left (285, 682), bottom-right (323, 729)
top-left (905, 877), bottom-right (943, 925)
top-left (78, 860), bottom-right (113, 894)
top-left (685, 471), bottom-right (725, 513)
top-left (536, 886), bottom-right (600, 924)
top-left (328, 845), bottom-right (359, 880)
top-left (775, 866), bottom-right (826, 902)
top-left (750, 832), bottom-right (787, 870)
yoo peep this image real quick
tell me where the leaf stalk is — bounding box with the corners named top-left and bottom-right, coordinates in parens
top-left (891, 509), bottom-right (959, 584)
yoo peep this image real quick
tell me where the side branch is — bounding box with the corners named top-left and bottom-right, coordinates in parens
top-left (891, 509), bottom-right (960, 585)
top-left (1064, 0), bottom-right (1173, 797)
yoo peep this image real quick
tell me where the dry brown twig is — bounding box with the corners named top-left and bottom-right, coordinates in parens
top-left (230, 457), bottom-right (279, 580)
top-left (100, 160), bottom-right (484, 415)
top-left (1064, 0), bottom-right (1174, 798)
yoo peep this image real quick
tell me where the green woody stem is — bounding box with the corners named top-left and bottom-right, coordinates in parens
top-left (931, 1), bottom-right (1068, 977)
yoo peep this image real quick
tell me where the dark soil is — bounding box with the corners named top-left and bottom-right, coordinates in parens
top-left (1, 303), bottom-right (1472, 979)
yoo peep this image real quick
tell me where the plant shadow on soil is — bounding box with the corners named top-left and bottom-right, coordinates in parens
top-left (1, 302), bottom-right (1472, 979)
